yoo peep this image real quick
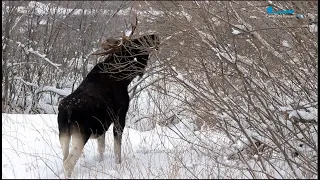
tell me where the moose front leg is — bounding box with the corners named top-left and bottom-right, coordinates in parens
top-left (97, 133), bottom-right (106, 162)
top-left (113, 122), bottom-right (124, 164)
top-left (112, 91), bottom-right (129, 164)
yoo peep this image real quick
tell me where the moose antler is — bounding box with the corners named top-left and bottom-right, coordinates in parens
top-left (101, 38), bottom-right (122, 50)
top-left (120, 13), bottom-right (138, 44)
top-left (91, 47), bottom-right (121, 56)
top-left (91, 38), bottom-right (122, 56)
top-left (91, 14), bottom-right (138, 56)
top-left (127, 14), bottom-right (138, 39)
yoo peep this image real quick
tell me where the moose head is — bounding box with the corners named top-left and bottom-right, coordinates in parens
top-left (92, 15), bottom-right (159, 57)
top-left (91, 15), bottom-right (160, 80)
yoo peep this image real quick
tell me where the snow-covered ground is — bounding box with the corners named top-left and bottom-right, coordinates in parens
top-left (2, 113), bottom-right (233, 179)
top-left (2, 105), bottom-right (317, 179)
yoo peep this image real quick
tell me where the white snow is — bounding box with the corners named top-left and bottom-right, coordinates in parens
top-left (278, 105), bottom-right (317, 122)
top-left (289, 107), bottom-right (317, 121)
top-left (249, 16), bottom-right (259, 19)
top-left (40, 86), bottom-right (70, 97)
top-left (15, 41), bottom-right (62, 69)
top-left (211, 17), bottom-right (221, 26)
top-left (2, 106), bottom-right (317, 179)
top-left (278, 106), bottom-right (293, 112)
top-left (17, 1), bottom-right (107, 16)
top-left (281, 40), bottom-right (290, 48)
top-left (27, 49), bottom-right (62, 68)
top-left (307, 13), bottom-right (316, 21)
top-left (181, 11), bottom-right (192, 22)
top-left (13, 77), bottom-right (38, 87)
top-left (14, 1), bottom-right (164, 18)
top-left (2, 113), bottom-right (230, 179)
top-left (124, 29), bottom-right (133, 37)
top-left (39, 19), bottom-right (47, 25)
top-left (232, 28), bottom-right (241, 35)
top-left (234, 24), bottom-right (246, 30)
top-left (232, 140), bottom-right (245, 150)
top-left (309, 24), bottom-right (318, 33)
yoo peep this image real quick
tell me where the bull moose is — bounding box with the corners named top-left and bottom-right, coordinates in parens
top-left (57, 16), bottom-right (160, 178)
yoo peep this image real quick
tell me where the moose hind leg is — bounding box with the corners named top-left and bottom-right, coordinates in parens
top-left (97, 133), bottom-right (105, 162)
top-left (63, 133), bottom-right (89, 178)
top-left (59, 133), bottom-right (71, 162)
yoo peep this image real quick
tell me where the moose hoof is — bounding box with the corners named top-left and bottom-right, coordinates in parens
top-left (115, 157), bottom-right (121, 164)
top-left (98, 155), bottom-right (104, 162)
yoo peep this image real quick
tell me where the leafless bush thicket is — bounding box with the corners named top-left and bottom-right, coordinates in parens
top-left (141, 1), bottom-right (317, 178)
top-left (2, 1), bottom-right (132, 113)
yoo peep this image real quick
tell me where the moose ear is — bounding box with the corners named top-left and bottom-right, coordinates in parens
top-left (153, 34), bottom-right (160, 43)
top-left (148, 34), bottom-right (160, 49)
top-left (101, 38), bottom-right (122, 50)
